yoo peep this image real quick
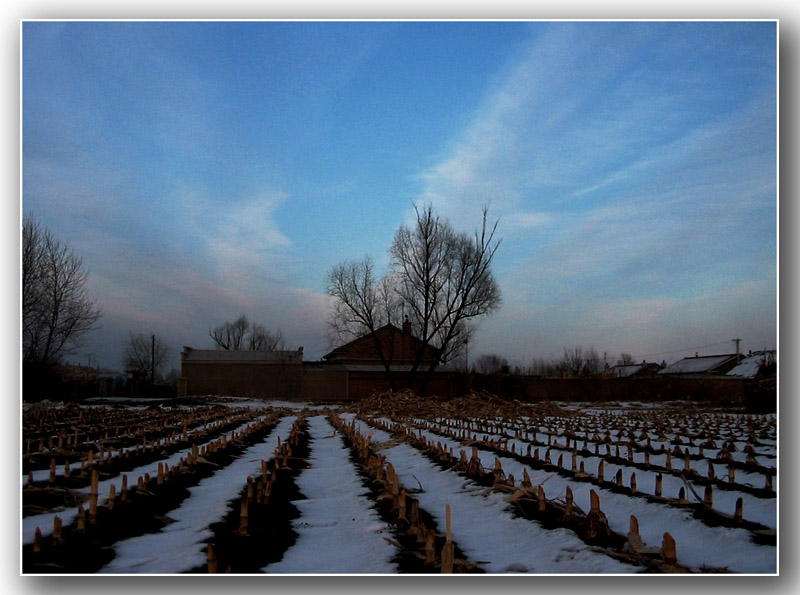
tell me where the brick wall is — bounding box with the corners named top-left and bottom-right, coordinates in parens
top-left (300, 367), bottom-right (349, 402)
top-left (469, 374), bottom-right (748, 404)
top-left (182, 361), bottom-right (303, 400)
top-left (345, 370), bottom-right (458, 400)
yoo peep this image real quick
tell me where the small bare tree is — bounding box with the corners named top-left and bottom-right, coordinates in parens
top-left (123, 332), bottom-right (168, 382)
top-left (583, 347), bottom-right (604, 376)
top-left (473, 353), bottom-right (509, 375)
top-left (551, 346), bottom-right (604, 377)
top-left (326, 258), bottom-right (405, 342)
top-left (326, 256), bottom-right (402, 390)
top-left (248, 323), bottom-right (285, 351)
top-left (22, 217), bottom-right (102, 366)
top-left (210, 315), bottom-right (285, 351)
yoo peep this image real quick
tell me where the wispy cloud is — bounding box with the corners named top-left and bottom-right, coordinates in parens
top-left (189, 190), bottom-right (293, 285)
top-left (415, 22), bottom-right (776, 361)
top-left (23, 21), bottom-right (775, 370)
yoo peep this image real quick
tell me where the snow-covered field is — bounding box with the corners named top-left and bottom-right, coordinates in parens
top-left (263, 415), bottom-right (397, 573)
top-left (22, 397), bottom-right (777, 575)
top-left (100, 415), bottom-right (297, 573)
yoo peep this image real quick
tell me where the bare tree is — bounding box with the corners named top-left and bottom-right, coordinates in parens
top-left (551, 346), bottom-right (605, 377)
top-left (583, 347), bottom-right (604, 376)
top-left (618, 352), bottom-right (635, 365)
top-left (326, 204), bottom-right (502, 395)
top-left (248, 323), bottom-right (285, 351)
top-left (210, 315), bottom-right (285, 351)
top-left (390, 203), bottom-right (502, 392)
top-left (562, 346), bottom-right (586, 377)
top-left (209, 315), bottom-right (250, 350)
top-left (474, 353), bottom-right (509, 375)
top-left (326, 256), bottom-right (402, 390)
top-left (123, 332), bottom-right (168, 381)
top-left (22, 217), bottom-right (102, 366)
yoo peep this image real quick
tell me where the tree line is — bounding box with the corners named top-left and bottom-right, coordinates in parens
top-left (473, 348), bottom-right (642, 377)
top-left (121, 314), bottom-right (287, 384)
top-left (24, 201), bottom-right (501, 391)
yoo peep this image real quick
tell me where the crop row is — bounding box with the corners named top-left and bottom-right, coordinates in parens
top-left (22, 408), bottom-right (287, 572)
top-left (346, 410), bottom-right (775, 573)
top-left (21, 400), bottom-right (777, 574)
top-left (23, 403), bottom-right (271, 472)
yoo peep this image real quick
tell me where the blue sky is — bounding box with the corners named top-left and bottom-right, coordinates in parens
top-left (21, 20), bottom-right (777, 372)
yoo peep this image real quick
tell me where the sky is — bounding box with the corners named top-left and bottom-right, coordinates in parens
top-left (21, 20), bottom-right (778, 373)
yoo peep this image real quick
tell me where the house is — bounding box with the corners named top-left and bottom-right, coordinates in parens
top-left (657, 353), bottom-right (742, 377)
top-left (319, 319), bottom-right (456, 400)
top-left (726, 350), bottom-right (776, 379)
top-left (323, 318), bottom-right (441, 366)
top-left (179, 319), bottom-right (457, 402)
top-left (609, 361), bottom-right (663, 378)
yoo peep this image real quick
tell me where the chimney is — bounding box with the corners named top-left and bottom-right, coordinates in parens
top-left (402, 315), bottom-right (411, 335)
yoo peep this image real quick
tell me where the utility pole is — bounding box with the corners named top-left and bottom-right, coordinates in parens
top-left (151, 334), bottom-right (156, 384)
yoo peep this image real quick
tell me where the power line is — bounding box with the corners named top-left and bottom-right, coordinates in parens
top-left (632, 340), bottom-right (734, 359)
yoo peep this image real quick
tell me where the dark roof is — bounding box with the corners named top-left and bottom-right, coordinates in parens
top-left (658, 353), bottom-right (740, 376)
top-left (609, 362), bottom-right (662, 377)
top-left (324, 324), bottom-right (397, 359)
top-left (323, 323), bottom-right (440, 362)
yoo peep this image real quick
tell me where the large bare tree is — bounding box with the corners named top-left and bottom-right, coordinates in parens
top-left (22, 217), bottom-right (102, 366)
top-left (326, 203), bottom-right (502, 395)
top-left (390, 203), bottom-right (502, 392)
top-left (209, 315), bottom-right (249, 350)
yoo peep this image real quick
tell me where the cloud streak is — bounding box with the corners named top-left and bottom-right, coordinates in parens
top-left (414, 22), bottom-right (776, 362)
top-left (22, 21), bottom-right (776, 371)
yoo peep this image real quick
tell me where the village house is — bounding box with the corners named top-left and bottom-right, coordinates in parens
top-left (608, 361), bottom-right (664, 378)
top-left (657, 353), bottom-right (742, 377)
top-left (318, 319), bottom-right (457, 400)
top-left (179, 319), bottom-right (457, 401)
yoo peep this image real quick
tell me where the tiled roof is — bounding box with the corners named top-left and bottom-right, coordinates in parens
top-left (658, 354), bottom-right (737, 375)
top-left (610, 363), bottom-right (646, 377)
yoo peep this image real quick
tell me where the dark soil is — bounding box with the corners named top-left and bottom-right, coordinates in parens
top-left (190, 418), bottom-right (311, 573)
top-left (334, 421), bottom-right (484, 574)
top-left (22, 415), bottom-right (283, 574)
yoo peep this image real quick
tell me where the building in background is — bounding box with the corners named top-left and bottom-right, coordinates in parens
top-left (179, 347), bottom-right (304, 400)
top-left (180, 321), bottom-right (456, 401)
top-left (658, 353), bottom-right (742, 377)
